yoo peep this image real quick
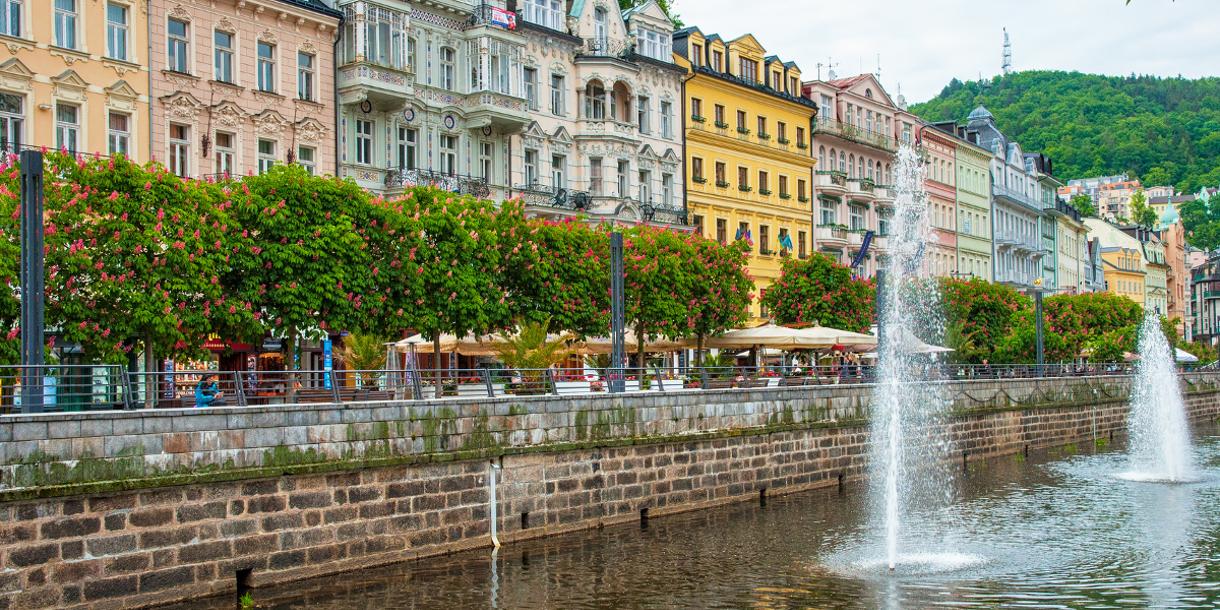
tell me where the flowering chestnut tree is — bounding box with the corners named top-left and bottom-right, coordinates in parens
top-left (501, 214), bottom-right (610, 338)
top-left (761, 254), bottom-right (875, 332)
top-left (939, 277), bottom-right (1029, 363)
top-left (621, 225), bottom-right (695, 362)
top-left (684, 236), bottom-right (753, 355)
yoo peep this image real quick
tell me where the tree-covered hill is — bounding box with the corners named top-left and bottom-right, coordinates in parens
top-left (910, 71), bottom-right (1220, 192)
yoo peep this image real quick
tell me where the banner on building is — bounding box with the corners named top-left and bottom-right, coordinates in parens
top-left (490, 7), bottom-right (517, 30)
top-left (850, 230), bottom-right (875, 270)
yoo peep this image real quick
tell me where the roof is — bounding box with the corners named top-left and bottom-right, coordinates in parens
top-left (967, 105), bottom-right (993, 121)
top-left (827, 74), bottom-right (872, 89)
top-left (274, 0), bottom-right (341, 19)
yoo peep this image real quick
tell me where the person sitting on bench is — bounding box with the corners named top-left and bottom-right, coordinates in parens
top-left (195, 374), bottom-right (225, 408)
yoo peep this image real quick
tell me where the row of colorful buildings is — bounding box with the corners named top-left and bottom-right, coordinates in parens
top-left (0, 0), bottom-right (1194, 327)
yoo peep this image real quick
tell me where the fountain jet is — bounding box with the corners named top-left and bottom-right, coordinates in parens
top-left (1122, 312), bottom-right (1195, 483)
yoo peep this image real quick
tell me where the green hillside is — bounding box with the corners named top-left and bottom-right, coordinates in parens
top-left (910, 71), bottom-right (1220, 192)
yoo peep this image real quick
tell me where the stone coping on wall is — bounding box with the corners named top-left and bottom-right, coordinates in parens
top-left (1, 373), bottom-right (1215, 502)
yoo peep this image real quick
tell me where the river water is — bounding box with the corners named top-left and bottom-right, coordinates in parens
top-left (217, 429), bottom-right (1220, 610)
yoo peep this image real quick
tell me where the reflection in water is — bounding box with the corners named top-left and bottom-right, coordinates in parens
top-left (178, 432), bottom-right (1220, 610)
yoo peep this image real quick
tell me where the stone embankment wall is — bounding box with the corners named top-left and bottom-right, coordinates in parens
top-left (1, 374), bottom-right (1218, 609)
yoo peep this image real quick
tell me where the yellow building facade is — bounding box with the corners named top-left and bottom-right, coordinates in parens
top-left (1100, 247), bottom-right (1146, 306)
top-left (672, 29), bottom-right (817, 318)
top-left (0, 0), bottom-right (150, 160)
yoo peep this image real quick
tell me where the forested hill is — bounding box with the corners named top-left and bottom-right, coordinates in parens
top-left (910, 71), bottom-right (1220, 192)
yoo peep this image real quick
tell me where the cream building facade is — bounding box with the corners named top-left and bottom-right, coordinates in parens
top-left (0, 0), bottom-right (150, 160)
top-left (509, 0), bottom-right (685, 225)
top-left (150, 0), bottom-right (339, 178)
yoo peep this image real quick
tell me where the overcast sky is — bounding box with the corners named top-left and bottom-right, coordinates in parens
top-left (674, 0), bottom-right (1219, 103)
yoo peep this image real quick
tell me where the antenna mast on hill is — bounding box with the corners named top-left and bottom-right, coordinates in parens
top-left (1002, 28), bottom-right (1013, 75)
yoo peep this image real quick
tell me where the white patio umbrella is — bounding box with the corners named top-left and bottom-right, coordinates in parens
top-left (705, 323), bottom-right (873, 350)
top-left (1174, 348), bottom-right (1199, 363)
top-left (580, 331), bottom-right (692, 355)
top-left (871, 326), bottom-right (954, 355)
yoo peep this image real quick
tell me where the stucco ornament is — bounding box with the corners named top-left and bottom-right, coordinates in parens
top-left (166, 95), bottom-right (200, 120)
top-left (211, 103), bottom-right (246, 127)
top-left (168, 4), bottom-right (191, 21)
top-left (295, 118), bottom-right (327, 143)
top-left (253, 111), bottom-right (290, 136)
top-left (258, 30), bottom-right (278, 45)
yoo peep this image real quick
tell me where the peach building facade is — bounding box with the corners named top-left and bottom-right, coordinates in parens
top-left (149, 0), bottom-right (340, 179)
top-left (0, 0), bottom-right (150, 160)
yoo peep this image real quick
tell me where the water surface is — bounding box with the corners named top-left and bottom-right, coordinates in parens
top-left (219, 430), bottom-right (1220, 610)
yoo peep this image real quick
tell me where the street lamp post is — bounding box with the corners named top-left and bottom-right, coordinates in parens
top-left (609, 232), bottom-right (625, 393)
top-left (1033, 278), bottom-right (1045, 370)
top-left (19, 150), bottom-right (45, 413)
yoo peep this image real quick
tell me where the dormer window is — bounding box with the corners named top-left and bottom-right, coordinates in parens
top-left (712, 49), bottom-right (723, 71)
top-left (740, 58), bottom-right (757, 82)
top-left (636, 27), bottom-right (670, 62)
top-left (691, 43), bottom-right (702, 66)
top-left (770, 71), bottom-right (780, 90)
top-left (524, 0), bottom-right (564, 30)
top-left (594, 8), bottom-right (608, 49)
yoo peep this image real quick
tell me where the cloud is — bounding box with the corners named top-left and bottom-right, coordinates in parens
top-left (675, 0), bottom-right (1219, 102)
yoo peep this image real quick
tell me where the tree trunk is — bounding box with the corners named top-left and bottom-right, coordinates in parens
top-left (696, 334), bottom-right (705, 368)
top-left (285, 326), bottom-right (298, 403)
top-left (143, 332), bottom-right (155, 409)
top-left (635, 323), bottom-right (647, 375)
top-left (433, 335), bottom-right (443, 399)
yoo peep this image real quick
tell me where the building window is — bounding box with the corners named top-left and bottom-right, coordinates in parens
top-left (551, 154), bottom-right (566, 189)
top-left (758, 171), bottom-right (768, 194)
top-left (107, 112), bottom-right (129, 156)
top-left (789, 77), bottom-right (798, 95)
top-left (550, 73), bottom-right (565, 115)
top-left (691, 43), bottom-right (702, 67)
top-left (589, 157), bottom-right (602, 195)
top-left (849, 204), bottom-right (865, 231)
top-left (636, 27), bottom-right (670, 62)
top-left (757, 116), bottom-right (767, 137)
top-left (593, 8), bottom-right (607, 50)
top-left (715, 161), bottom-right (726, 186)
top-left (692, 214), bottom-right (704, 236)
top-left (524, 149), bottom-right (538, 185)
top-left (777, 122), bottom-right (787, 143)
top-left (736, 110), bottom-right (746, 132)
top-left (0, 93), bottom-right (23, 153)
top-left (662, 173), bottom-right (673, 207)
top-left (523, 0), bottom-right (563, 30)
top-left (297, 52), bottom-right (315, 101)
top-left (716, 218), bottom-right (727, 244)
top-left (396, 126), bottom-right (416, 170)
top-left (524, 67), bottom-right (538, 110)
top-left (343, 4), bottom-right (408, 69)
top-left (168, 123), bottom-right (189, 177)
top-left (214, 30), bottom-right (234, 83)
top-left (820, 199), bottom-right (836, 225)
top-left (167, 18), bottom-right (189, 73)
top-left (691, 157), bottom-right (703, 182)
top-left (796, 126), bottom-right (806, 148)
top-left (740, 58), bottom-right (757, 81)
top-left (770, 71), bottom-right (780, 91)
top-left (354, 119), bottom-right (373, 165)
top-left (660, 100), bottom-right (673, 137)
top-left (585, 80), bottom-right (606, 119)
top-left (479, 141), bottom-right (493, 180)
top-left (637, 95), bottom-right (650, 133)
top-left (779, 175), bottom-right (789, 198)
top-left (638, 169), bottom-right (650, 202)
top-left (441, 47), bottom-right (456, 90)
top-left (106, 2), bottom-right (128, 60)
top-left (617, 160), bottom-right (629, 196)
top-left (797, 179), bottom-right (807, 200)
top-left (760, 225), bottom-right (770, 253)
top-left (0, 0), bottom-right (20, 37)
top-left (257, 139), bottom-right (276, 174)
top-left (737, 166), bottom-right (749, 190)
top-left (440, 134), bottom-right (458, 175)
top-left (798, 231), bottom-right (807, 258)
top-left (297, 146), bottom-right (316, 174)
top-left (55, 103), bottom-right (78, 152)
top-left (53, 0), bottom-right (77, 49)
top-left (711, 50), bottom-right (723, 71)
top-left (214, 131), bottom-right (235, 176)
top-left (257, 42), bottom-right (276, 92)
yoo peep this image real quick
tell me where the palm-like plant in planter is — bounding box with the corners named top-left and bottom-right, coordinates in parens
top-left (493, 317), bottom-right (574, 395)
top-left (336, 332), bottom-right (387, 389)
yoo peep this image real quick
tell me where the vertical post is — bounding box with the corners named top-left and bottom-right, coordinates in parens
top-left (610, 232), bottom-right (625, 393)
top-left (875, 269), bottom-right (887, 355)
top-left (1035, 288), bottom-right (1045, 369)
top-left (19, 150), bottom-right (44, 414)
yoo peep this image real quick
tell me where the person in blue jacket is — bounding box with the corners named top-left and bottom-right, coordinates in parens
top-left (194, 374), bottom-right (225, 408)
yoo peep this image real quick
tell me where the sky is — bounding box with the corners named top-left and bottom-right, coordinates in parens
top-left (672, 0), bottom-right (1220, 104)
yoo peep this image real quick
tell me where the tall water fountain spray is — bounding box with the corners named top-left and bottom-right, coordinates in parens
top-left (869, 144), bottom-right (951, 572)
top-left (1123, 312), bottom-right (1194, 483)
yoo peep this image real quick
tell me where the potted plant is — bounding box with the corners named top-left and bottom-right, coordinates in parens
top-left (493, 316), bottom-right (574, 396)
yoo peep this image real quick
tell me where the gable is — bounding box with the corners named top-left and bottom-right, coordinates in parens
top-left (105, 80), bottom-right (139, 99)
top-left (841, 74), bottom-right (896, 108)
top-left (729, 33), bottom-right (766, 56)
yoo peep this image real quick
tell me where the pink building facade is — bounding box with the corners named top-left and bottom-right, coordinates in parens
top-left (804, 74), bottom-right (917, 278)
top-left (150, 0), bottom-right (340, 179)
top-left (923, 126), bottom-right (958, 277)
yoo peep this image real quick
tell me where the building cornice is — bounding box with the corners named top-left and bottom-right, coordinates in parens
top-left (690, 66), bottom-right (817, 111)
top-left (686, 127), bottom-right (815, 167)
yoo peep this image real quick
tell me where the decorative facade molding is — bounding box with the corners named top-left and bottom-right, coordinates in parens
top-left (0, 58), bottom-right (34, 92)
top-left (252, 109), bottom-right (290, 136)
top-left (295, 117), bottom-right (327, 143)
top-left (258, 30), bottom-right (278, 45)
top-left (168, 4), bottom-right (191, 21)
top-left (210, 101), bottom-right (247, 127)
top-left (161, 91), bottom-right (203, 120)
top-left (51, 70), bottom-right (89, 102)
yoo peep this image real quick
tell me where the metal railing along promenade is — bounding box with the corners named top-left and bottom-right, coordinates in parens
top-left (0, 362), bottom-right (1165, 414)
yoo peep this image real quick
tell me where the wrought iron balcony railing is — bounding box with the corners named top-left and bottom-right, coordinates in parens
top-left (386, 169), bottom-right (491, 199)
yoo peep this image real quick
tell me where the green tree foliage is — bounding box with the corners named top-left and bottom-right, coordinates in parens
top-left (1067, 194), bottom-right (1097, 218)
top-left (938, 278), bottom-right (1029, 363)
top-left (1129, 190), bottom-right (1158, 228)
top-left (684, 237), bottom-right (753, 351)
top-left (912, 71), bottom-right (1220, 194)
top-left (501, 217), bottom-right (609, 338)
top-left (617, 0), bottom-right (682, 27)
top-left (227, 164), bottom-right (380, 364)
top-left (761, 254), bottom-right (875, 333)
top-left (993, 291), bottom-right (1143, 363)
top-left (1178, 192), bottom-right (1220, 251)
top-left (622, 225), bottom-right (694, 360)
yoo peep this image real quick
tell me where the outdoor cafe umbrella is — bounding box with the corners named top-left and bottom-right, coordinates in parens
top-left (705, 323), bottom-right (874, 350)
top-left (579, 331), bottom-right (692, 355)
top-left (859, 325), bottom-right (954, 357)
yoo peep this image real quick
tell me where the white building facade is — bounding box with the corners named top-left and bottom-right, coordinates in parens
top-left (508, 0), bottom-right (686, 226)
top-left (335, 0), bottom-right (531, 199)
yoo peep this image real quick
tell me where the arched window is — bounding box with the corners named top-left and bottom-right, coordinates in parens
top-left (585, 79), bottom-right (606, 119)
top-left (829, 148), bottom-right (836, 170)
top-left (885, 163), bottom-right (891, 184)
top-left (839, 151), bottom-right (846, 173)
top-left (848, 154), bottom-right (855, 178)
top-left (857, 158), bottom-right (864, 179)
top-left (594, 8), bottom-right (608, 50)
top-left (866, 160), bottom-right (873, 181)
top-left (819, 146), bottom-right (826, 168)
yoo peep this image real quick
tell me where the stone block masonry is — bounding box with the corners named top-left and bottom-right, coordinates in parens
top-left (0, 374), bottom-right (1219, 609)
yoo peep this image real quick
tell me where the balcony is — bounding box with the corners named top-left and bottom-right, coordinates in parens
top-left (847, 177), bottom-right (875, 202)
top-left (873, 184), bottom-right (896, 204)
top-left (386, 169), bottom-right (493, 199)
top-left (466, 89), bottom-right (531, 132)
top-left (814, 118), bottom-right (899, 152)
top-left (815, 171), bottom-right (847, 195)
top-left (576, 117), bottom-right (637, 139)
top-left (337, 59), bottom-right (413, 112)
top-left (815, 224), bottom-right (849, 247)
top-left (578, 37), bottom-right (632, 60)
top-left (992, 184), bottom-right (1044, 214)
